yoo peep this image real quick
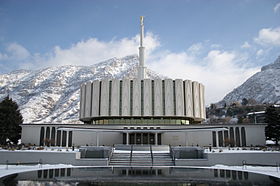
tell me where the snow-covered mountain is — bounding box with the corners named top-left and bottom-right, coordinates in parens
top-left (0, 55), bottom-right (163, 124)
top-left (221, 56), bottom-right (280, 105)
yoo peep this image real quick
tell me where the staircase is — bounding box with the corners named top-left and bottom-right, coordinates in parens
top-left (109, 145), bottom-right (174, 166)
top-left (153, 153), bottom-right (174, 166)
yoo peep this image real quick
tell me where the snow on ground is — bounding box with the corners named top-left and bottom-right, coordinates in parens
top-left (0, 164), bottom-right (75, 179)
top-left (204, 147), bottom-right (280, 153)
top-left (210, 165), bottom-right (280, 178)
top-left (0, 147), bottom-right (80, 153)
top-left (1, 164), bottom-right (279, 179)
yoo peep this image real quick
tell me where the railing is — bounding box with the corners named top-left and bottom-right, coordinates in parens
top-left (130, 145), bottom-right (133, 166)
top-left (242, 160), bottom-right (280, 168)
top-left (150, 144), bottom-right (153, 166)
top-left (6, 159), bottom-right (43, 170)
top-left (169, 145), bottom-right (175, 166)
top-left (108, 145), bottom-right (114, 166)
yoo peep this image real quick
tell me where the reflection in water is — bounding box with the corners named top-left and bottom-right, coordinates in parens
top-left (0, 167), bottom-right (279, 186)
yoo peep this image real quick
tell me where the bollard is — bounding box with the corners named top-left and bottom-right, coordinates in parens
top-left (242, 160), bottom-right (246, 170)
top-left (39, 159), bottom-right (42, 168)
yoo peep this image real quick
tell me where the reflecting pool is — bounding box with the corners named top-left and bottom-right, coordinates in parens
top-left (1, 167), bottom-right (279, 185)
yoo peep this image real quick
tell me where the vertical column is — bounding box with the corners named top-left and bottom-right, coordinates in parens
top-left (164, 79), bottom-right (174, 116)
top-left (54, 128), bottom-right (57, 146)
top-left (100, 80), bottom-right (110, 116)
top-left (96, 132), bottom-right (99, 146)
top-left (154, 79), bottom-right (163, 116)
top-left (91, 80), bottom-right (100, 117)
top-left (85, 82), bottom-right (92, 118)
top-left (199, 83), bottom-right (206, 119)
top-left (44, 127), bottom-right (47, 146)
top-left (155, 133), bottom-right (158, 145)
top-left (80, 83), bottom-right (86, 119)
top-left (184, 80), bottom-right (194, 117)
top-left (122, 79), bottom-right (130, 116)
top-left (175, 79), bottom-right (184, 116)
top-left (126, 133), bottom-right (129, 145)
top-left (133, 79), bottom-right (141, 116)
top-left (66, 131), bottom-right (69, 148)
top-left (143, 79), bottom-right (152, 116)
top-left (111, 79), bottom-right (120, 116)
top-left (192, 81), bottom-right (201, 118)
top-left (216, 131), bottom-right (219, 148)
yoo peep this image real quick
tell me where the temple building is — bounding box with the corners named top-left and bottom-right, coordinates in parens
top-left (21, 17), bottom-right (266, 147)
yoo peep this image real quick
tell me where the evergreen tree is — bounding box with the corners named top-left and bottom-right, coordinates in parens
top-left (265, 105), bottom-right (280, 145)
top-left (0, 96), bottom-right (23, 145)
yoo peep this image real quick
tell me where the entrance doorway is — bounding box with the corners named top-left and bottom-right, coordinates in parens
top-left (123, 133), bottom-right (161, 145)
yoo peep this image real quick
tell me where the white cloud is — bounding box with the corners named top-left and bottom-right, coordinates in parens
top-left (0, 43), bottom-right (30, 61)
top-left (256, 49), bottom-right (264, 57)
top-left (0, 34), bottom-right (260, 105)
top-left (274, 2), bottom-right (280, 12)
top-left (148, 49), bottom-right (259, 104)
top-left (187, 43), bottom-right (203, 55)
top-left (254, 27), bottom-right (280, 46)
top-left (241, 41), bottom-right (251, 48)
top-left (46, 32), bottom-right (159, 66)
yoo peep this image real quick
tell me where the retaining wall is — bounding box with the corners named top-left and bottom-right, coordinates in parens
top-left (0, 151), bottom-right (107, 166)
top-left (176, 152), bottom-right (280, 166)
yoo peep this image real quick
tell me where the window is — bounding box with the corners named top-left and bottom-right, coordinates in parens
top-left (235, 127), bottom-right (241, 147)
top-left (68, 131), bottom-right (72, 147)
top-left (39, 127), bottom-right (44, 146)
top-left (56, 130), bottom-right (61, 146)
top-left (241, 127), bottom-right (246, 147)
top-left (212, 131), bottom-right (217, 147)
top-left (229, 127), bottom-right (235, 147)
top-left (218, 131), bottom-right (223, 147)
top-left (46, 127), bottom-right (50, 140)
top-left (62, 131), bottom-right (67, 147)
top-left (51, 127), bottom-right (56, 146)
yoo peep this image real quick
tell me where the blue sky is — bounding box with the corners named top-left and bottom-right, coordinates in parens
top-left (0, 0), bottom-right (280, 103)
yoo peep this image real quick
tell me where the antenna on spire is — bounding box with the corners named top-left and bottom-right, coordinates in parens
top-left (138, 16), bottom-right (146, 79)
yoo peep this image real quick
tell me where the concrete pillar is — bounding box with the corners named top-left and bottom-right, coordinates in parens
top-left (216, 131), bottom-right (219, 147)
top-left (155, 133), bottom-right (158, 145)
top-left (96, 132), bottom-right (99, 146)
top-left (59, 131), bottom-right (62, 147)
top-left (44, 127), bottom-right (46, 146)
top-left (126, 132), bottom-right (129, 145)
top-left (54, 128), bottom-right (57, 146)
top-left (66, 131), bottom-right (69, 148)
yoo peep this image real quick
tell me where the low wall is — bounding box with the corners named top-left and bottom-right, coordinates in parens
top-left (176, 152), bottom-right (280, 166)
top-left (0, 151), bottom-right (107, 166)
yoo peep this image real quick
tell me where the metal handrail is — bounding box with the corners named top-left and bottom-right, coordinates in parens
top-left (108, 146), bottom-right (114, 165)
top-left (169, 145), bottom-right (175, 166)
top-left (6, 159), bottom-right (42, 170)
top-left (150, 144), bottom-right (153, 166)
top-left (130, 145), bottom-right (133, 166)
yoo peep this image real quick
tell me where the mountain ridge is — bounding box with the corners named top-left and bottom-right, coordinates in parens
top-left (0, 55), bottom-right (163, 124)
top-left (220, 56), bottom-right (280, 105)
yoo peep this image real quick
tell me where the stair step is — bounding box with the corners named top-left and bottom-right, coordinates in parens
top-left (109, 151), bottom-right (173, 166)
